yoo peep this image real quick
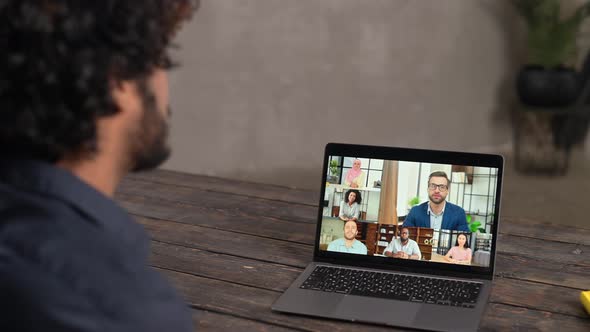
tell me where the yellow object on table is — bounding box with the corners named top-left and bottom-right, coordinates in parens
top-left (581, 290), bottom-right (590, 316)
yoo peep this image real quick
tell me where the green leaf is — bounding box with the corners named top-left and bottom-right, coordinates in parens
top-left (512, 0), bottom-right (590, 66)
top-left (469, 221), bottom-right (482, 233)
top-left (329, 160), bottom-right (339, 177)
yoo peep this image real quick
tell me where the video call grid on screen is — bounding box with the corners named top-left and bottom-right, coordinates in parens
top-left (320, 156), bottom-right (499, 268)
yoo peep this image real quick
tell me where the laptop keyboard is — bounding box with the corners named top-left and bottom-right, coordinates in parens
top-left (300, 266), bottom-right (482, 308)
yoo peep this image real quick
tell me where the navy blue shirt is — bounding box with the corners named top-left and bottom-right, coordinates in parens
top-left (0, 159), bottom-right (193, 331)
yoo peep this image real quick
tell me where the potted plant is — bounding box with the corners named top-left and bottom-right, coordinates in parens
top-left (512, 0), bottom-right (590, 107)
top-left (328, 160), bottom-right (340, 183)
top-left (511, 0), bottom-right (590, 174)
top-left (408, 196), bottom-right (420, 209)
top-left (466, 214), bottom-right (486, 233)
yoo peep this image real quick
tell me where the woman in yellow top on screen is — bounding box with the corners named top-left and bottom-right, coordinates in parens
top-left (444, 233), bottom-right (472, 265)
top-left (342, 159), bottom-right (365, 188)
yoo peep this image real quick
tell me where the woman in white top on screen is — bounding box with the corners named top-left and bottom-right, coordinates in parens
top-left (339, 189), bottom-right (362, 222)
top-left (342, 159), bottom-right (366, 188)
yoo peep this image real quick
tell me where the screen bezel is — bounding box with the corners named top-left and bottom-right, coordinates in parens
top-left (313, 143), bottom-right (504, 280)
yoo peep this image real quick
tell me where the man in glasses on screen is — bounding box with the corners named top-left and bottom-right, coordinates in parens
top-left (403, 171), bottom-right (469, 232)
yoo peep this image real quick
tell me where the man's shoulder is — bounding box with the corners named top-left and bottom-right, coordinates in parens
top-left (406, 203), bottom-right (428, 223)
top-left (0, 198), bottom-right (190, 331)
top-left (0, 183), bottom-right (79, 218)
top-left (354, 239), bottom-right (367, 249)
top-left (0, 191), bottom-right (127, 275)
top-left (414, 202), bottom-right (429, 211)
top-left (329, 238), bottom-right (344, 246)
top-left (1, 187), bottom-right (90, 228)
top-left (352, 239), bottom-right (367, 254)
top-left (0, 195), bottom-right (68, 240)
top-left (0, 199), bottom-right (90, 294)
top-left (408, 239), bottom-right (421, 254)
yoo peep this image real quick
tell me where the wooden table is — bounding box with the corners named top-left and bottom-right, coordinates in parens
top-left (115, 169), bottom-right (590, 331)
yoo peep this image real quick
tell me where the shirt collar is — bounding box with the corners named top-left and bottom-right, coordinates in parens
top-left (427, 201), bottom-right (446, 216)
top-left (0, 159), bottom-right (146, 246)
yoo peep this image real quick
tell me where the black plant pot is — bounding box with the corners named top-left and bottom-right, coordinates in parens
top-left (553, 66), bottom-right (580, 105)
top-left (516, 65), bottom-right (580, 107)
top-left (517, 65), bottom-right (553, 106)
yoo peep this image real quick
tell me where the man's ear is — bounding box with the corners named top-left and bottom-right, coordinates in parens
top-left (110, 78), bottom-right (141, 118)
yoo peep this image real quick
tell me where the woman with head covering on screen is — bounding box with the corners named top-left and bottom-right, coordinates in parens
top-left (342, 159), bottom-right (365, 188)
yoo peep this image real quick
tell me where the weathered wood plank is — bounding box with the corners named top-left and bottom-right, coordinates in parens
top-left (119, 171), bottom-right (590, 330)
top-left (497, 233), bottom-right (589, 267)
top-left (119, 176), bottom-right (590, 251)
top-left (163, 267), bottom-right (590, 332)
top-left (495, 253), bottom-right (589, 290)
top-left (481, 303), bottom-right (590, 331)
top-left (152, 237), bottom-right (590, 296)
top-left (499, 216), bottom-right (590, 245)
top-left (128, 169), bottom-right (590, 244)
top-left (140, 213), bottom-right (590, 266)
top-left (193, 309), bottom-right (296, 332)
top-left (150, 241), bottom-right (299, 292)
top-left (117, 177), bottom-right (317, 224)
top-left (159, 268), bottom-right (401, 332)
top-left (149, 240), bottom-right (588, 319)
top-left (127, 169), bottom-right (319, 206)
top-left (120, 192), bottom-right (590, 269)
top-left (139, 217), bottom-right (312, 268)
top-left (119, 193), bottom-right (316, 244)
top-left (490, 278), bottom-right (588, 318)
top-left (140, 215), bottom-right (590, 291)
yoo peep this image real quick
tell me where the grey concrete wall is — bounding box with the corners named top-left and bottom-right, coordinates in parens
top-left (163, 0), bottom-right (522, 189)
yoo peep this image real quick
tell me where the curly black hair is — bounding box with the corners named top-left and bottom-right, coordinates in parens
top-left (344, 189), bottom-right (362, 204)
top-left (0, 0), bottom-right (197, 162)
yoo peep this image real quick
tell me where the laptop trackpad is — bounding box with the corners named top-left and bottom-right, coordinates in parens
top-left (334, 296), bottom-right (419, 324)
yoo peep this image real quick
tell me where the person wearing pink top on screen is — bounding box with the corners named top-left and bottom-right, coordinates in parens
top-left (342, 159), bottom-right (366, 188)
top-left (444, 233), bottom-right (472, 265)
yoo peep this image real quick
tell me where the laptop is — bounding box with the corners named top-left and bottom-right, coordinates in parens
top-left (272, 143), bottom-right (503, 331)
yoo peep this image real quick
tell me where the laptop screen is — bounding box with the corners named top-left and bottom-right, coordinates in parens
top-left (316, 144), bottom-right (503, 275)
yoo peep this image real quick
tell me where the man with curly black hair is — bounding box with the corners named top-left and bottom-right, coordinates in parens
top-left (0, 1), bottom-right (198, 331)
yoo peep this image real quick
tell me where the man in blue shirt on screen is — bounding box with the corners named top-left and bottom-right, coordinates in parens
top-left (403, 171), bottom-right (469, 232)
top-left (327, 220), bottom-right (368, 255)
